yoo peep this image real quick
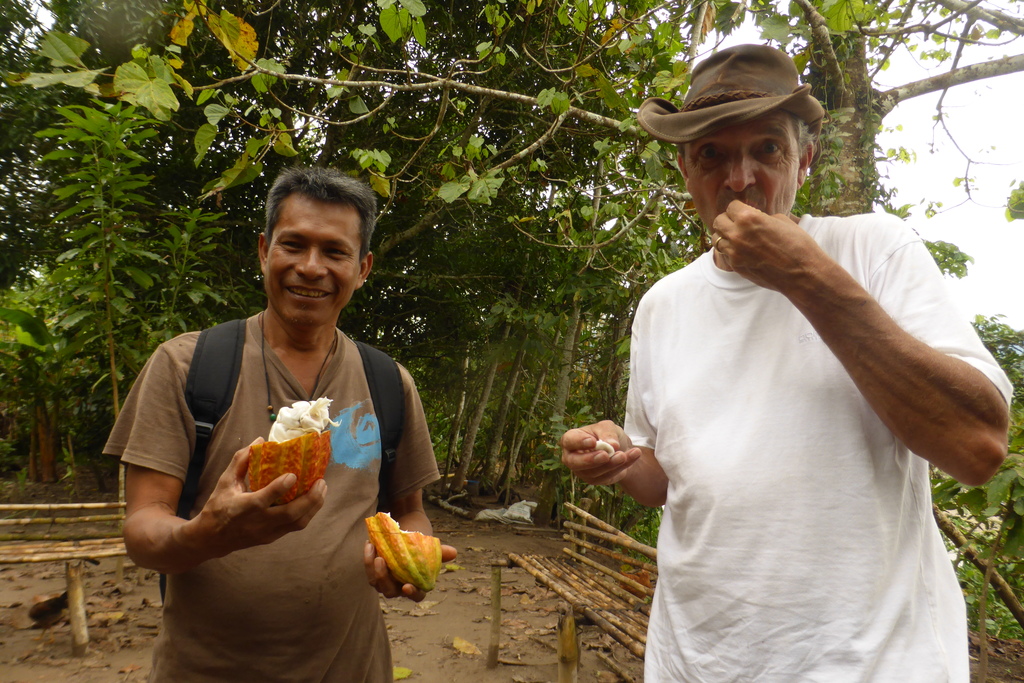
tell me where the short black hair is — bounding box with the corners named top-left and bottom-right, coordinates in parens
top-left (265, 166), bottom-right (378, 258)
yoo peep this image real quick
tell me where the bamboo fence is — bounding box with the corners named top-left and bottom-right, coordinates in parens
top-left (507, 503), bottom-right (656, 659)
top-left (1, 500), bottom-right (128, 657)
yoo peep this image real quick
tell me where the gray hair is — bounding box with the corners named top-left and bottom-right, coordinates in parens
top-left (265, 166), bottom-right (378, 258)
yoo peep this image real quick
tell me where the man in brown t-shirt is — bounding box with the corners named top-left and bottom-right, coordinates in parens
top-left (105, 166), bottom-right (454, 681)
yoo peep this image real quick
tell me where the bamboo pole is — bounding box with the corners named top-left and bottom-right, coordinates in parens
top-left (557, 603), bottom-right (579, 683)
top-left (0, 546), bottom-right (127, 564)
top-left (561, 548), bottom-right (654, 598)
top-left (0, 533), bottom-right (122, 543)
top-left (508, 553), bottom-right (646, 658)
top-left (565, 503), bottom-right (657, 560)
top-left (562, 521), bottom-right (656, 562)
top-left (66, 560), bottom-right (89, 657)
top-left (0, 514), bottom-right (124, 526)
top-left (0, 503), bottom-right (125, 512)
top-left (487, 563), bottom-right (502, 669)
top-left (0, 536), bottom-right (123, 549)
top-left (597, 651), bottom-right (636, 683)
top-left (561, 534), bottom-right (658, 576)
top-left (116, 463), bottom-right (125, 583)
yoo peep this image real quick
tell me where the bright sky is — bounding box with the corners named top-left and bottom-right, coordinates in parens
top-left (876, 50), bottom-right (1024, 330)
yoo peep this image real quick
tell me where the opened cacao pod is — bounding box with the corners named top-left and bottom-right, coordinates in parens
top-left (248, 431), bottom-right (331, 504)
top-left (365, 511), bottom-right (443, 592)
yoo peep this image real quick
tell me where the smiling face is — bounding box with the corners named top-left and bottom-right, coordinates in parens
top-left (677, 111), bottom-right (814, 228)
top-left (259, 193), bottom-right (373, 334)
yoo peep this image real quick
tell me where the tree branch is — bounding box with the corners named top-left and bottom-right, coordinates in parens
top-left (875, 52), bottom-right (1024, 117)
top-left (792, 0), bottom-right (848, 103)
top-left (931, 0), bottom-right (1024, 34)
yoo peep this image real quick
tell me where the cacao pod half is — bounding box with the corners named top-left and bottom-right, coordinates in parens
top-left (364, 511), bottom-right (442, 592)
top-left (248, 431), bottom-right (331, 504)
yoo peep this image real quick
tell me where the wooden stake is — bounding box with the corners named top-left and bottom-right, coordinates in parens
top-left (557, 602), bottom-right (579, 683)
top-left (66, 560), bottom-right (89, 657)
top-left (487, 563), bottom-right (502, 669)
top-left (116, 464), bottom-right (125, 583)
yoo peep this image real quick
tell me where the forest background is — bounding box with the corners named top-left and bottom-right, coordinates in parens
top-left (2, 0), bottom-right (1024, 653)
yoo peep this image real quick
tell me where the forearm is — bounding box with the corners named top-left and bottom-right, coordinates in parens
top-left (619, 447), bottom-right (669, 507)
top-left (784, 260), bottom-right (1009, 485)
top-left (124, 503), bottom-right (222, 574)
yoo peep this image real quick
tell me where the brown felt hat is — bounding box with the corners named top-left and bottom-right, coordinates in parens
top-left (637, 44), bottom-right (825, 146)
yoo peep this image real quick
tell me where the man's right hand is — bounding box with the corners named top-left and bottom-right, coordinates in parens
top-left (560, 420), bottom-right (643, 486)
top-left (193, 440), bottom-right (326, 556)
top-left (123, 440), bottom-right (326, 574)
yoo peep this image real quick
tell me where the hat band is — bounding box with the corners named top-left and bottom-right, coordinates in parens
top-left (682, 90), bottom-right (775, 112)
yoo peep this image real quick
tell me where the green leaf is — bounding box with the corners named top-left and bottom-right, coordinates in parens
top-left (37, 32), bottom-right (90, 69)
top-left (412, 16), bottom-right (426, 46)
top-left (252, 58), bottom-right (286, 93)
top-left (21, 69), bottom-right (106, 89)
top-left (380, 4), bottom-right (403, 42)
top-left (399, 0), bottom-right (426, 16)
top-left (114, 62), bottom-right (179, 121)
top-left (194, 123), bottom-right (217, 166)
top-left (124, 267), bottom-right (155, 289)
top-left (437, 178), bottom-right (471, 203)
top-left (205, 103), bottom-right (230, 125)
top-left (0, 308), bottom-right (52, 347)
top-left (349, 97), bottom-right (369, 114)
top-left (273, 132), bottom-right (299, 157)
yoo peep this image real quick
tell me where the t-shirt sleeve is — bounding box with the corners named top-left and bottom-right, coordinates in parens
top-left (388, 363), bottom-right (440, 501)
top-left (624, 296), bottom-right (657, 451)
top-left (103, 335), bottom-right (198, 481)
top-left (867, 217), bottom-right (1013, 406)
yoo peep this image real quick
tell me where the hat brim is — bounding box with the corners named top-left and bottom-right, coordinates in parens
top-left (637, 85), bottom-right (824, 144)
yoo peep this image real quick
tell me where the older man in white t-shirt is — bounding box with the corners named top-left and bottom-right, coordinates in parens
top-left (560, 44), bottom-right (1011, 682)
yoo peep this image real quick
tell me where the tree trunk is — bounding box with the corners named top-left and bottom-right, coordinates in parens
top-left (480, 337), bottom-right (527, 483)
top-left (442, 354), bottom-right (470, 486)
top-left (451, 324), bottom-right (510, 492)
top-left (536, 302), bottom-right (584, 527)
top-left (34, 404), bottom-right (58, 483)
top-left (499, 348), bottom-right (556, 503)
top-left (807, 33), bottom-right (878, 217)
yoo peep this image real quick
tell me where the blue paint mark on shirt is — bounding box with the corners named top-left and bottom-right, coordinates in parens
top-left (328, 401), bottom-right (381, 471)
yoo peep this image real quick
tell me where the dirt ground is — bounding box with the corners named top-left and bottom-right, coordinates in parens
top-left (2, 477), bottom-right (1024, 682)
top-left (0, 478), bottom-right (645, 683)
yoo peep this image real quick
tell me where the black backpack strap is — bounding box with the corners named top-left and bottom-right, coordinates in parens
top-left (355, 341), bottom-right (404, 512)
top-left (179, 319), bottom-right (247, 519)
top-left (162, 318), bottom-right (246, 600)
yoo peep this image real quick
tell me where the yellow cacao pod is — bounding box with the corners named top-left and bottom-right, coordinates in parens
top-left (364, 511), bottom-right (443, 592)
top-left (248, 431), bottom-right (331, 504)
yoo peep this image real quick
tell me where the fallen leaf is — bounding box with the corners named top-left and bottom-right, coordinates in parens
top-left (393, 666), bottom-right (413, 680)
top-left (119, 664), bottom-right (143, 674)
top-left (453, 636), bottom-right (482, 655)
top-left (443, 563), bottom-right (464, 571)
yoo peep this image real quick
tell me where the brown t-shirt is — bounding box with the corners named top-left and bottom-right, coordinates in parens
top-left (105, 315), bottom-right (439, 682)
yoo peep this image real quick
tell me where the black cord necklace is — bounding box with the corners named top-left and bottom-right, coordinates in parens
top-left (260, 312), bottom-right (337, 422)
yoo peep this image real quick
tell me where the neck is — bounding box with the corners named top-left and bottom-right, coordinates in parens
top-left (260, 309), bottom-right (336, 356)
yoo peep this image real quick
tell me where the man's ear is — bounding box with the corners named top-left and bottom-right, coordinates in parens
top-left (677, 151), bottom-right (689, 180)
top-left (258, 233), bottom-right (269, 271)
top-left (357, 252), bottom-right (373, 288)
top-left (797, 143), bottom-right (815, 185)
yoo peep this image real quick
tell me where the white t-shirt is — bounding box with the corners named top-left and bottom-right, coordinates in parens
top-left (625, 213), bottom-right (1012, 683)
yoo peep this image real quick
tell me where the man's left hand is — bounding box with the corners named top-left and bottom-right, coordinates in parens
top-left (364, 540), bottom-right (458, 602)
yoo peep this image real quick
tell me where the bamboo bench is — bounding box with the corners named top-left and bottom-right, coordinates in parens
top-left (508, 502), bottom-right (657, 661)
top-left (0, 501), bottom-right (128, 656)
